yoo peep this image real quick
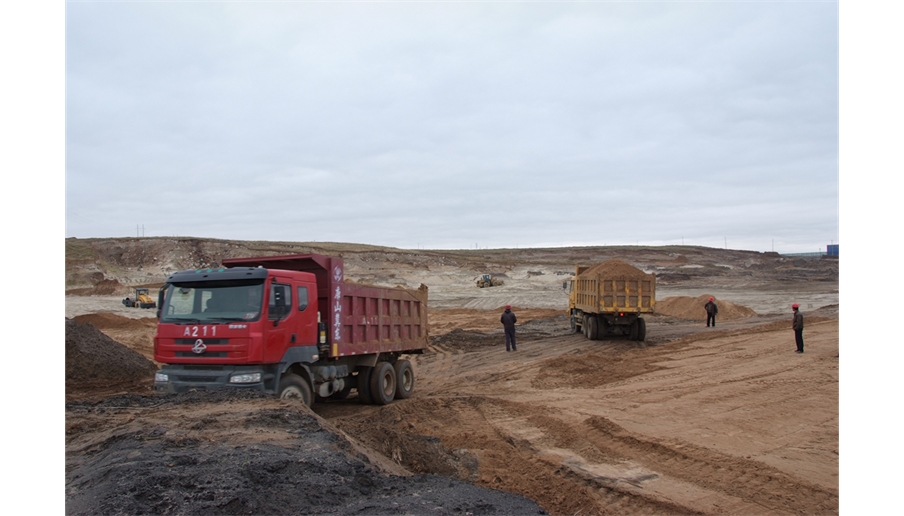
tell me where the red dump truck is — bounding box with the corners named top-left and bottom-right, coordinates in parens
top-left (153, 254), bottom-right (428, 406)
top-left (565, 260), bottom-right (655, 341)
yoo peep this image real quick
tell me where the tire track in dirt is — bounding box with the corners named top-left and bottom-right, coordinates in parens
top-left (325, 395), bottom-right (702, 516)
top-left (317, 317), bottom-right (838, 515)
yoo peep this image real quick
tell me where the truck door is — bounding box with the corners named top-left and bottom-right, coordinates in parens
top-left (264, 279), bottom-right (295, 363)
top-left (293, 281), bottom-right (318, 346)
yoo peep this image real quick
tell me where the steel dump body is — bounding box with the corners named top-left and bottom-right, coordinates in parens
top-left (572, 268), bottom-right (656, 315)
top-left (221, 254), bottom-right (428, 358)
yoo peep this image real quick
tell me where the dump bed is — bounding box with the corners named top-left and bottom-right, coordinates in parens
top-left (221, 254), bottom-right (428, 357)
top-left (572, 261), bottom-right (655, 315)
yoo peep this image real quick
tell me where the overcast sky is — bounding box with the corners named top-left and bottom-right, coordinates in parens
top-left (64, 1), bottom-right (839, 253)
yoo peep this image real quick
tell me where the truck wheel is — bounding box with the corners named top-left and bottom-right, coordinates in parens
top-left (370, 362), bottom-right (396, 405)
top-left (357, 367), bottom-right (374, 404)
top-left (588, 315), bottom-right (599, 341)
top-left (637, 318), bottom-right (646, 342)
top-left (394, 360), bottom-right (414, 399)
top-left (582, 315), bottom-right (590, 339)
top-left (278, 374), bottom-right (312, 407)
top-left (629, 319), bottom-right (639, 341)
top-left (570, 315), bottom-right (579, 334)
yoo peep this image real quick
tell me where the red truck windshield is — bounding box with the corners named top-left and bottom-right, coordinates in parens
top-left (160, 281), bottom-right (265, 323)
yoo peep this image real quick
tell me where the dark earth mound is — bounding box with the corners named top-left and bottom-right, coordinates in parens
top-left (65, 390), bottom-right (546, 515)
top-left (65, 317), bottom-right (158, 399)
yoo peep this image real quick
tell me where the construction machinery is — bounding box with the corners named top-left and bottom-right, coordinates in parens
top-left (152, 254), bottom-right (428, 407)
top-left (123, 287), bottom-right (157, 309)
top-left (476, 274), bottom-right (504, 288)
top-left (565, 260), bottom-right (655, 341)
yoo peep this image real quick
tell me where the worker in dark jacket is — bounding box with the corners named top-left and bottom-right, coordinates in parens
top-left (501, 305), bottom-right (517, 352)
top-left (704, 297), bottom-right (718, 327)
top-left (792, 303), bottom-right (804, 353)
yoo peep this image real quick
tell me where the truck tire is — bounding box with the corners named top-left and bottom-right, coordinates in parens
top-left (582, 315), bottom-right (590, 339)
top-left (278, 373), bottom-right (312, 407)
top-left (357, 367), bottom-right (374, 404)
top-left (394, 360), bottom-right (414, 399)
top-left (370, 362), bottom-right (396, 405)
top-left (586, 315), bottom-right (596, 341)
top-left (570, 315), bottom-right (579, 334)
top-left (637, 318), bottom-right (646, 342)
top-left (589, 315), bottom-right (603, 340)
top-left (629, 319), bottom-right (639, 341)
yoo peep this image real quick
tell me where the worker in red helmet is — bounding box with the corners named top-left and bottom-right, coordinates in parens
top-left (501, 304), bottom-right (518, 352)
top-left (792, 303), bottom-right (804, 353)
top-left (704, 297), bottom-right (718, 327)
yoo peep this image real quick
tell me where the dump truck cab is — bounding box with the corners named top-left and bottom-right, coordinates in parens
top-left (153, 266), bottom-right (322, 398)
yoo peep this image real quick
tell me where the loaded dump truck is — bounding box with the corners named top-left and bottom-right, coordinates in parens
top-left (565, 260), bottom-right (655, 341)
top-left (152, 254), bottom-right (428, 407)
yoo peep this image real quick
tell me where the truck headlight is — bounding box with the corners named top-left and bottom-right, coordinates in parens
top-left (230, 373), bottom-right (261, 384)
top-left (155, 372), bottom-right (169, 382)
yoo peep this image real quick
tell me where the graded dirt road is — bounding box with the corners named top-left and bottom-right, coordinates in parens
top-left (65, 238), bottom-right (838, 514)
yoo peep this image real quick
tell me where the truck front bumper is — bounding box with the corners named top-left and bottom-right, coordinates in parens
top-left (155, 365), bottom-right (274, 394)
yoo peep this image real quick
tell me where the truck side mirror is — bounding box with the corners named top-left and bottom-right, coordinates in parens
top-left (156, 287), bottom-right (165, 319)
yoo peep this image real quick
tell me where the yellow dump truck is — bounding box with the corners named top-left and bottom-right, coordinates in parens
top-left (565, 260), bottom-right (655, 341)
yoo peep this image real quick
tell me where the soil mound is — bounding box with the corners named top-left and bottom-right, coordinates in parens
top-left (656, 295), bottom-right (757, 321)
top-left (73, 313), bottom-right (157, 331)
top-left (66, 318), bottom-right (158, 399)
top-left (583, 259), bottom-right (651, 278)
top-left (66, 391), bottom-right (545, 516)
top-left (67, 278), bottom-right (126, 296)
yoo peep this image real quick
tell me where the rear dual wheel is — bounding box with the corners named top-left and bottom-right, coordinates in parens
top-left (628, 318), bottom-right (647, 341)
top-left (583, 315), bottom-right (602, 341)
top-left (370, 361), bottom-right (397, 405)
top-left (394, 360), bottom-right (414, 400)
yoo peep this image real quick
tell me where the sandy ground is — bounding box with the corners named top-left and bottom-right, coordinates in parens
top-left (64, 240), bottom-right (839, 515)
top-left (315, 315), bottom-right (838, 515)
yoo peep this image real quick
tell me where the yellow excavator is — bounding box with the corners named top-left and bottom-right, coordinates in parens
top-left (122, 287), bottom-right (157, 309)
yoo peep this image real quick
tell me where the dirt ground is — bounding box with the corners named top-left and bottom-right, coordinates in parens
top-left (64, 238), bottom-right (839, 515)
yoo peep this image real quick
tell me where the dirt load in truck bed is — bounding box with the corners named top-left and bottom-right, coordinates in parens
top-left (581, 259), bottom-right (652, 278)
top-left (64, 238), bottom-right (839, 515)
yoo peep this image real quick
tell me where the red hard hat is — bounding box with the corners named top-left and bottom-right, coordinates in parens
top-left (709, 297), bottom-right (714, 301)
top-left (505, 304), bottom-right (511, 309)
top-left (792, 303), bottom-right (799, 309)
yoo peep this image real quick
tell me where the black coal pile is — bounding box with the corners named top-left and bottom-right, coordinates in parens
top-left (65, 390), bottom-right (546, 515)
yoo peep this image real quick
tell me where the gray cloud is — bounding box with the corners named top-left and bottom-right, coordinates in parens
top-left (66, 2), bottom-right (838, 253)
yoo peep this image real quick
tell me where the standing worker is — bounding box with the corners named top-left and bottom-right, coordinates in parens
top-left (704, 297), bottom-right (718, 327)
top-left (501, 305), bottom-right (517, 352)
top-left (792, 303), bottom-right (804, 353)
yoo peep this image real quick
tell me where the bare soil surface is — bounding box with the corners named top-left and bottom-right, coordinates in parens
top-left (65, 238), bottom-right (838, 515)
